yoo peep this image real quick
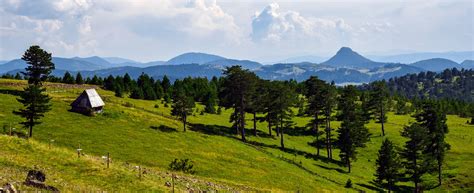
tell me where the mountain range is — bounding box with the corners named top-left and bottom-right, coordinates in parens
top-left (1, 47), bottom-right (473, 85)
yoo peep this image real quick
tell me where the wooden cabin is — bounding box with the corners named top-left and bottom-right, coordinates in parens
top-left (70, 89), bottom-right (105, 115)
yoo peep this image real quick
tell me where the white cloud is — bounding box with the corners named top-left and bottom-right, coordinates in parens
top-left (251, 3), bottom-right (353, 44)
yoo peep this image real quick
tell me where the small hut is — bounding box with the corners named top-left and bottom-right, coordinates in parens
top-left (70, 89), bottom-right (105, 115)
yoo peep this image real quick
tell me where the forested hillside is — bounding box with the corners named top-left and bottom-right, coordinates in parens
top-left (386, 68), bottom-right (473, 102)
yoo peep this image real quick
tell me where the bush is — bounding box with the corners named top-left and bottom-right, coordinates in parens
top-left (154, 104), bottom-right (159, 108)
top-left (169, 158), bottom-right (195, 174)
top-left (345, 179), bottom-right (352, 188)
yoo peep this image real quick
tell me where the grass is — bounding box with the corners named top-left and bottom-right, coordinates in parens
top-left (1, 78), bottom-right (473, 192)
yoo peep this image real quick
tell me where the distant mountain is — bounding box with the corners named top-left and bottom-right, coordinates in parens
top-left (0, 57), bottom-right (104, 73)
top-left (322, 47), bottom-right (383, 69)
top-left (204, 59), bottom-right (262, 70)
top-left (2, 47), bottom-right (469, 85)
top-left (410, 58), bottom-right (461, 72)
top-left (73, 56), bottom-right (112, 68)
top-left (277, 55), bottom-right (327, 64)
top-left (461, 60), bottom-right (474, 69)
top-left (103, 57), bottom-right (139, 64)
top-left (166, 52), bottom-right (226, 65)
top-left (368, 51), bottom-right (474, 64)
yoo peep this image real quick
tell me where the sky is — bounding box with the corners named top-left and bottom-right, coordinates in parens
top-left (0, 0), bottom-right (473, 62)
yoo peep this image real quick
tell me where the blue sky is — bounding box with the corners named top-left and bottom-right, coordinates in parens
top-left (0, 0), bottom-right (473, 62)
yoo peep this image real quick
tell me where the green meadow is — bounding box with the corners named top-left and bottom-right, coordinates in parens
top-left (1, 79), bottom-right (473, 192)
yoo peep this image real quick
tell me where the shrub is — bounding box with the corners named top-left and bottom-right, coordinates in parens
top-left (345, 179), bottom-right (352, 188)
top-left (154, 104), bottom-right (159, 108)
top-left (169, 158), bottom-right (195, 174)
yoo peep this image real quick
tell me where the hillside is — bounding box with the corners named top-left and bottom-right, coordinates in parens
top-left (410, 58), bottom-right (462, 72)
top-left (1, 79), bottom-right (473, 192)
top-left (386, 68), bottom-right (474, 102)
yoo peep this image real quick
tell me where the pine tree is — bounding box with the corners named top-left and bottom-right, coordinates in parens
top-left (414, 102), bottom-right (450, 185)
top-left (21, 45), bottom-right (55, 85)
top-left (115, 84), bottom-right (124, 97)
top-left (130, 87), bottom-right (144, 99)
top-left (13, 45), bottom-right (54, 138)
top-left (370, 81), bottom-right (389, 136)
top-left (219, 66), bottom-right (258, 142)
top-left (375, 139), bottom-right (402, 192)
top-left (304, 76), bottom-right (326, 156)
top-left (337, 85), bottom-right (370, 173)
top-left (14, 72), bottom-right (22, 80)
top-left (75, 72), bottom-right (84, 84)
top-left (62, 72), bottom-right (75, 84)
top-left (171, 87), bottom-right (195, 131)
top-left (322, 81), bottom-right (337, 159)
top-left (400, 124), bottom-right (430, 193)
top-left (103, 75), bottom-right (115, 90)
top-left (273, 81), bottom-right (296, 149)
top-left (161, 75), bottom-right (171, 95)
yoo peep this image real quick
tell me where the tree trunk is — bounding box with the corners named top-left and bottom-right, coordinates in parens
top-left (239, 99), bottom-right (246, 142)
top-left (253, 112), bottom-right (257, 136)
top-left (328, 118), bottom-right (332, 159)
top-left (381, 103), bottom-right (385, 136)
top-left (268, 119), bottom-right (272, 136)
top-left (326, 116), bottom-right (330, 159)
top-left (276, 124), bottom-right (280, 137)
top-left (438, 161), bottom-right (442, 185)
top-left (314, 113), bottom-right (319, 156)
top-left (29, 125), bottom-right (33, 138)
top-left (183, 114), bottom-right (187, 132)
top-left (280, 118), bottom-right (284, 149)
top-left (29, 117), bottom-right (33, 138)
top-left (347, 159), bottom-right (351, 173)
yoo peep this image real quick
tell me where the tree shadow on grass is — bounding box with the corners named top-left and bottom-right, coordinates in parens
top-left (284, 126), bottom-right (313, 136)
top-left (314, 164), bottom-right (347, 174)
top-left (356, 181), bottom-right (414, 193)
top-left (246, 140), bottom-right (344, 166)
top-left (188, 123), bottom-right (273, 139)
top-left (0, 88), bottom-right (23, 96)
top-left (150, 125), bottom-right (177, 132)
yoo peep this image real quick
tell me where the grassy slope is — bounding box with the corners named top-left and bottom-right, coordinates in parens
top-left (0, 79), bottom-right (473, 192)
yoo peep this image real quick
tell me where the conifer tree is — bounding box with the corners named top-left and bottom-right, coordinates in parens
top-left (414, 102), bottom-right (450, 185)
top-left (400, 124), bottom-right (430, 193)
top-left (322, 81), bottom-right (337, 159)
top-left (219, 66), bottom-right (258, 142)
top-left (336, 85), bottom-right (370, 173)
top-left (62, 71), bottom-right (75, 84)
top-left (14, 45), bottom-right (54, 138)
top-left (370, 81), bottom-right (389, 136)
top-left (375, 139), bottom-right (402, 192)
top-left (75, 72), bottom-right (84, 84)
top-left (304, 76), bottom-right (326, 156)
top-left (171, 87), bottom-right (195, 131)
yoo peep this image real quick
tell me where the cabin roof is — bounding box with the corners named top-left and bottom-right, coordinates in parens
top-left (71, 89), bottom-right (105, 108)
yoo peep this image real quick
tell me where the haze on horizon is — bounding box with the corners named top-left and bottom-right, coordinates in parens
top-left (0, 0), bottom-right (473, 62)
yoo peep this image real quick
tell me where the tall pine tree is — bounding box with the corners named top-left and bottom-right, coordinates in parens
top-left (337, 85), bottom-right (370, 173)
top-left (375, 139), bottom-right (402, 192)
top-left (14, 45), bottom-right (54, 138)
top-left (414, 102), bottom-right (450, 185)
top-left (219, 66), bottom-right (258, 142)
top-left (171, 86), bottom-right (195, 131)
top-left (400, 123), bottom-right (430, 193)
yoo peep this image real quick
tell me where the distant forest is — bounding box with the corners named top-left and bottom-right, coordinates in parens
top-left (385, 68), bottom-right (473, 102)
